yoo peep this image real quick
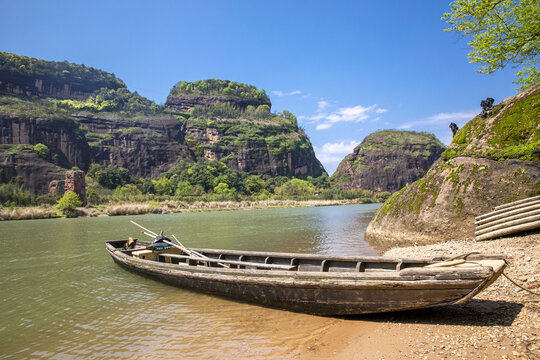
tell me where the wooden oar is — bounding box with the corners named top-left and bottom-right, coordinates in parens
top-left (130, 220), bottom-right (228, 267)
top-left (130, 220), bottom-right (158, 237)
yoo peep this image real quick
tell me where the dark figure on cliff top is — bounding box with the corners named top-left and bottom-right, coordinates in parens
top-left (480, 97), bottom-right (495, 118)
top-left (449, 122), bottom-right (459, 137)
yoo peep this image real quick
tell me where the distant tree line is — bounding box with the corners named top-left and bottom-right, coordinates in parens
top-left (0, 52), bottom-right (126, 89)
top-left (170, 79), bottom-right (270, 103)
top-left (54, 88), bottom-right (163, 114)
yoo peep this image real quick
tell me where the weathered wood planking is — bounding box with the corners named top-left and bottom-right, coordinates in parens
top-left (475, 195), bottom-right (540, 241)
top-left (106, 240), bottom-right (506, 315)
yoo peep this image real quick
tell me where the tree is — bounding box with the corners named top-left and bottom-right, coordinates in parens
top-left (443, 0), bottom-right (540, 89)
top-left (244, 175), bottom-right (266, 195)
top-left (275, 178), bottom-right (315, 196)
top-left (214, 182), bottom-right (234, 194)
top-left (33, 143), bottom-right (49, 159)
top-left (175, 181), bottom-right (194, 196)
top-left (57, 191), bottom-right (82, 217)
top-left (113, 184), bottom-right (142, 200)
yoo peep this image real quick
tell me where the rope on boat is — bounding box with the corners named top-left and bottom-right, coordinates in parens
top-left (433, 252), bottom-right (539, 297)
top-left (501, 271), bottom-right (540, 296)
top-left (501, 259), bottom-right (540, 297)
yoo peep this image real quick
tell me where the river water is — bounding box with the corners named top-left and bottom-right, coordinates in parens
top-left (0, 204), bottom-right (380, 359)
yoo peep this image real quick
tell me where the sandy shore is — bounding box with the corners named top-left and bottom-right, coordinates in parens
top-left (299, 232), bottom-right (539, 360)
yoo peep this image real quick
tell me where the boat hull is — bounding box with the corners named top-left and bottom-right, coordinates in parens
top-left (107, 243), bottom-right (504, 315)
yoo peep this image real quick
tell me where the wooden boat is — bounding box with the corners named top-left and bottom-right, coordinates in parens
top-left (106, 239), bottom-right (506, 315)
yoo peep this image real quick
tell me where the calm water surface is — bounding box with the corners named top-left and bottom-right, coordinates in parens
top-left (0, 204), bottom-right (380, 359)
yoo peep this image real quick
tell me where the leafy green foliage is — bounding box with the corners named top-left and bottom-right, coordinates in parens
top-left (244, 175), bottom-right (267, 195)
top-left (33, 143), bottom-right (49, 159)
top-left (56, 191), bottom-right (82, 216)
top-left (87, 164), bottom-right (132, 190)
top-left (170, 79), bottom-right (270, 103)
top-left (0, 181), bottom-right (34, 206)
top-left (54, 88), bottom-right (163, 114)
top-left (113, 184), bottom-right (142, 200)
top-left (359, 130), bottom-right (444, 154)
top-left (274, 178), bottom-right (315, 196)
top-left (441, 89), bottom-right (540, 160)
top-left (0, 52), bottom-right (125, 89)
top-left (214, 182), bottom-right (235, 194)
top-left (0, 94), bottom-right (74, 121)
top-left (443, 0), bottom-right (540, 89)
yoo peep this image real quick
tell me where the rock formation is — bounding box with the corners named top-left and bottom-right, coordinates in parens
top-left (333, 130), bottom-right (445, 192)
top-left (48, 180), bottom-right (65, 195)
top-left (365, 84), bottom-right (540, 247)
top-left (0, 147), bottom-right (65, 193)
top-left (0, 52), bottom-right (125, 100)
top-left (64, 170), bottom-right (87, 206)
top-left (165, 95), bottom-right (271, 113)
top-left (0, 114), bottom-right (91, 170)
top-left (0, 53), bottom-right (325, 193)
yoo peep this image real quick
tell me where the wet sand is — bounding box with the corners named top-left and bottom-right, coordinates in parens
top-left (298, 233), bottom-right (539, 360)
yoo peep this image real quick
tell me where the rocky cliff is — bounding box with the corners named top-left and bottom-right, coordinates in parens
top-left (0, 52), bottom-right (125, 100)
top-left (0, 112), bottom-right (91, 170)
top-left (165, 79), bottom-right (271, 112)
top-left (0, 53), bottom-right (325, 191)
top-left (333, 130), bottom-right (445, 192)
top-left (0, 146), bottom-right (65, 193)
top-left (365, 85), bottom-right (540, 247)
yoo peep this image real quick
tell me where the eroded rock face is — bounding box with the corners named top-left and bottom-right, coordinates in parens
top-left (165, 94), bottom-right (271, 112)
top-left (365, 86), bottom-right (540, 246)
top-left (76, 115), bottom-right (194, 178)
top-left (366, 157), bottom-right (540, 247)
top-left (65, 170), bottom-right (87, 206)
top-left (184, 123), bottom-right (324, 177)
top-left (0, 149), bottom-right (65, 193)
top-left (333, 130), bottom-right (445, 192)
top-left (0, 71), bottom-right (123, 100)
top-left (0, 114), bottom-right (91, 170)
top-left (48, 180), bottom-right (65, 195)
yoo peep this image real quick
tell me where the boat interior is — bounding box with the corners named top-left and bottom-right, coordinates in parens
top-left (108, 239), bottom-right (505, 274)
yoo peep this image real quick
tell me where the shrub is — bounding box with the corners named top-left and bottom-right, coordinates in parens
top-left (0, 182), bottom-right (34, 206)
top-left (33, 143), bottom-right (49, 159)
top-left (113, 184), bottom-right (142, 200)
top-left (274, 179), bottom-right (315, 196)
top-left (57, 191), bottom-right (82, 217)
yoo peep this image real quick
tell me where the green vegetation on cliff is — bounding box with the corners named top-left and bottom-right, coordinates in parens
top-left (355, 130), bottom-right (444, 156)
top-left (170, 79), bottom-right (270, 103)
top-left (0, 52), bottom-right (125, 90)
top-left (333, 129), bottom-right (446, 193)
top-left (0, 52), bottom-right (333, 209)
top-left (366, 84), bottom-right (540, 244)
top-left (442, 85), bottom-right (540, 161)
top-left (54, 88), bottom-right (163, 115)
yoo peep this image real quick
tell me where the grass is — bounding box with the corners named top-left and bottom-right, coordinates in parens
top-left (0, 206), bottom-right (59, 220)
top-left (0, 198), bottom-right (375, 220)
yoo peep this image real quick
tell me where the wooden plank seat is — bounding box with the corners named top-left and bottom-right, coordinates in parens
top-left (158, 253), bottom-right (297, 271)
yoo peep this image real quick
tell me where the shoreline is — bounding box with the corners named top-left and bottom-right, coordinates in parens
top-left (0, 198), bottom-right (373, 221)
top-left (300, 232), bottom-right (540, 359)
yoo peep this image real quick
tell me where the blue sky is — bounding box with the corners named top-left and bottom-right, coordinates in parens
top-left (0, 0), bottom-right (519, 175)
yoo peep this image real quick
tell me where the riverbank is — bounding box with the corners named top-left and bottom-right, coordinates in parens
top-left (0, 198), bottom-right (367, 220)
top-left (301, 232), bottom-right (539, 360)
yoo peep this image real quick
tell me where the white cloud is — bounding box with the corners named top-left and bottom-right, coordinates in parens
top-left (271, 90), bottom-right (302, 97)
top-left (316, 123), bottom-right (332, 130)
top-left (398, 110), bottom-right (477, 130)
top-left (314, 140), bottom-right (359, 163)
top-left (312, 104), bottom-right (387, 130)
top-left (317, 100), bottom-right (330, 112)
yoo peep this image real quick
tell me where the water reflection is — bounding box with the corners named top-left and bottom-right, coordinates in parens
top-left (0, 204), bottom-right (379, 359)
